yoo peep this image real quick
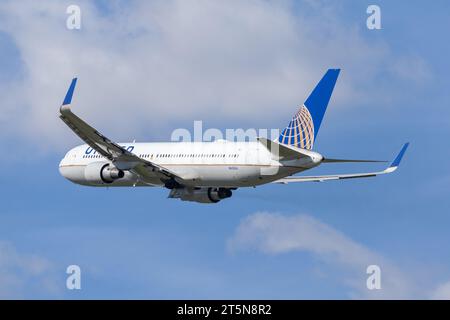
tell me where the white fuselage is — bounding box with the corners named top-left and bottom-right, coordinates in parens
top-left (59, 140), bottom-right (321, 188)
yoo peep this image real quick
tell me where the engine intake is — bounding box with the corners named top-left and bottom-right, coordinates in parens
top-left (84, 162), bottom-right (125, 184)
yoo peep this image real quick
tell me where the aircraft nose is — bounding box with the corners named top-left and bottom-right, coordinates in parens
top-left (58, 158), bottom-right (66, 176)
top-left (59, 156), bottom-right (66, 167)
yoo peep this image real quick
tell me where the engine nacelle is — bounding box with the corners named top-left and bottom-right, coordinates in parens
top-left (84, 162), bottom-right (125, 184)
top-left (169, 187), bottom-right (233, 203)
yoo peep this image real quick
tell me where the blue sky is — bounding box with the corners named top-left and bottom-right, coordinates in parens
top-left (0, 0), bottom-right (449, 299)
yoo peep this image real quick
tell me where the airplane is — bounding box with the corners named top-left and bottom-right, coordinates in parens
top-left (59, 69), bottom-right (409, 203)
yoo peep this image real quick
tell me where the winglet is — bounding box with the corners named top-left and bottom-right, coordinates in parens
top-left (390, 143), bottom-right (409, 168)
top-left (62, 78), bottom-right (77, 106)
top-left (384, 143), bottom-right (409, 173)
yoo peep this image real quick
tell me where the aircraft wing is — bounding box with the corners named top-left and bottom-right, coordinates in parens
top-left (59, 78), bottom-right (182, 184)
top-left (273, 143), bottom-right (409, 184)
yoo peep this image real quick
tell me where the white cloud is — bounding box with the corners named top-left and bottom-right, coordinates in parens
top-left (228, 212), bottom-right (414, 299)
top-left (0, 0), bottom-right (431, 151)
top-left (431, 281), bottom-right (450, 300)
top-left (0, 241), bottom-right (61, 298)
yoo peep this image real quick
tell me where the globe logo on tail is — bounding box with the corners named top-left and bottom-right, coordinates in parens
top-left (278, 105), bottom-right (314, 150)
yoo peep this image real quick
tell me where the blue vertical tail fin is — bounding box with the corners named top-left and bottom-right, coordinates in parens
top-left (278, 69), bottom-right (340, 149)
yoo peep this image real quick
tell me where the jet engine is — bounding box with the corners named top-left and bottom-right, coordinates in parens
top-left (84, 162), bottom-right (125, 184)
top-left (169, 187), bottom-right (233, 203)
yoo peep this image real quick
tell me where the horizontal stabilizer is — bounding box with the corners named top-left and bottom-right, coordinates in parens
top-left (273, 143), bottom-right (409, 184)
top-left (323, 158), bottom-right (387, 163)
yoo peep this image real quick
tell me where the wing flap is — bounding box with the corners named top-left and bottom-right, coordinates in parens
top-left (60, 106), bottom-right (124, 160)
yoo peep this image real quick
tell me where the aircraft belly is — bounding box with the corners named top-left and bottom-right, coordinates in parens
top-left (168, 165), bottom-right (287, 187)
